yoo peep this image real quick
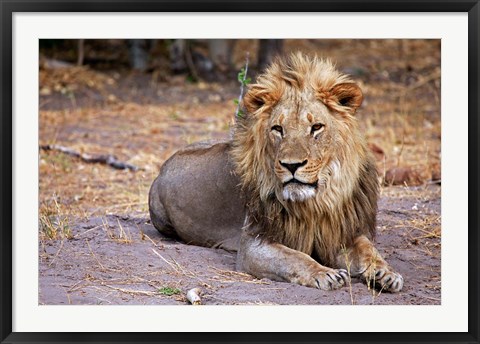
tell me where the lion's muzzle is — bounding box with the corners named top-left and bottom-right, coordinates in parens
top-left (282, 179), bottom-right (318, 202)
top-left (277, 159), bottom-right (319, 202)
top-left (283, 178), bottom-right (318, 189)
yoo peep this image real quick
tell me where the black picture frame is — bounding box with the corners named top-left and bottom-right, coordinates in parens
top-left (1, 1), bottom-right (478, 343)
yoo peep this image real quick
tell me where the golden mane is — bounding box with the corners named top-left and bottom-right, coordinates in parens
top-left (230, 52), bottom-right (378, 266)
top-left (242, 53), bottom-right (362, 117)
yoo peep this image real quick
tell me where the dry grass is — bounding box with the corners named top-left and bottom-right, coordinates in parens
top-left (208, 267), bottom-right (269, 285)
top-left (407, 216), bottom-right (441, 240)
top-left (39, 100), bottom-right (234, 219)
top-left (59, 230), bottom-right (271, 304)
top-left (39, 198), bottom-right (73, 240)
top-left (39, 63), bottom-right (117, 97)
top-left (400, 214), bottom-right (442, 256)
top-left (363, 253), bottom-right (388, 304)
top-left (39, 39), bottom-right (441, 239)
top-left (99, 217), bottom-right (133, 244)
top-left (340, 245), bottom-right (355, 305)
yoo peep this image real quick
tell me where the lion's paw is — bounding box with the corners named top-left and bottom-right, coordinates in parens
top-left (370, 268), bottom-right (404, 293)
top-left (313, 269), bottom-right (349, 291)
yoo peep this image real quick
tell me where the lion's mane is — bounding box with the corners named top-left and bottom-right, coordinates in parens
top-left (231, 53), bottom-right (379, 266)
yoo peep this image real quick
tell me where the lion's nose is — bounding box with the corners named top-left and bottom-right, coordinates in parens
top-left (280, 160), bottom-right (308, 175)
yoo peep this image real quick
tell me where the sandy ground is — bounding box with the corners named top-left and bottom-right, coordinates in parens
top-left (39, 186), bottom-right (440, 306)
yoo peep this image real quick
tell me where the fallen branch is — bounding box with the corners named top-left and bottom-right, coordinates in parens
top-left (40, 144), bottom-right (141, 171)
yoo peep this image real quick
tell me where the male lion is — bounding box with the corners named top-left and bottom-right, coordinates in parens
top-left (149, 53), bottom-right (404, 293)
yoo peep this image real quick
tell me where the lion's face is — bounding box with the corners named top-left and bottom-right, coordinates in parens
top-left (234, 54), bottom-right (365, 205)
top-left (268, 91), bottom-right (341, 202)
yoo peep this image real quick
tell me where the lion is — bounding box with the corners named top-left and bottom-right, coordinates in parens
top-left (149, 52), bottom-right (403, 293)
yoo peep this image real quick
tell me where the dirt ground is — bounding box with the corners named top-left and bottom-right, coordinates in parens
top-left (39, 187), bottom-right (440, 305)
top-left (39, 39), bottom-right (441, 305)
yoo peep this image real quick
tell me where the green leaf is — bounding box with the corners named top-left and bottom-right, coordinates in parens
top-left (237, 68), bottom-right (246, 83)
top-left (158, 287), bottom-right (181, 296)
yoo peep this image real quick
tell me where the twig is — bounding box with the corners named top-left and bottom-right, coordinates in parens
top-left (413, 233), bottom-right (441, 240)
top-left (64, 280), bottom-right (85, 292)
top-left (340, 245), bottom-right (355, 305)
top-left (116, 218), bottom-right (132, 243)
top-left (102, 201), bottom-right (147, 209)
top-left (208, 267), bottom-right (269, 284)
top-left (73, 224), bottom-right (103, 239)
top-left (48, 239), bottom-right (65, 267)
top-left (151, 249), bottom-right (181, 273)
top-left (143, 233), bottom-right (163, 248)
top-left (40, 144), bottom-right (141, 171)
top-left (86, 239), bottom-right (106, 271)
top-left (63, 287), bottom-right (72, 305)
top-left (209, 266), bottom-right (254, 279)
top-left (235, 52), bottom-right (250, 120)
top-left (104, 285), bottom-right (158, 296)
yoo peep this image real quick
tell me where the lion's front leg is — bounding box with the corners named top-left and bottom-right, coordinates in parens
top-left (237, 230), bottom-right (348, 290)
top-left (336, 235), bottom-right (404, 293)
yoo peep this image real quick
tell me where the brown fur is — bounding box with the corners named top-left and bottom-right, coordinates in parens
top-left (231, 53), bottom-right (378, 267)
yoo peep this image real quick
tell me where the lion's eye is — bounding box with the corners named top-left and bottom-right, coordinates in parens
top-left (271, 125), bottom-right (283, 135)
top-left (311, 123), bottom-right (325, 134)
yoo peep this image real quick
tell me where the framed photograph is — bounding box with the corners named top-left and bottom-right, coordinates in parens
top-left (1, 1), bottom-right (478, 343)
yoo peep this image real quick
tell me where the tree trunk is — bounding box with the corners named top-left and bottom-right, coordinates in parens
top-left (128, 39), bottom-right (148, 71)
top-left (257, 39), bottom-right (284, 71)
top-left (168, 39), bottom-right (188, 73)
top-left (208, 39), bottom-right (233, 73)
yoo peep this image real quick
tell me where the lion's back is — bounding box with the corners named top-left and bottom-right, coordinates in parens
top-left (149, 140), bottom-right (246, 251)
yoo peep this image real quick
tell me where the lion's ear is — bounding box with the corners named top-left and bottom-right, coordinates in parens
top-left (330, 83), bottom-right (363, 114)
top-left (243, 85), bottom-right (266, 114)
